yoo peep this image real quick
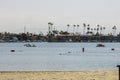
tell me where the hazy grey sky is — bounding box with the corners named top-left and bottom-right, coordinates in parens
top-left (0, 0), bottom-right (120, 34)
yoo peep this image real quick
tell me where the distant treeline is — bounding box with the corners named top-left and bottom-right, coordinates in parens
top-left (0, 31), bottom-right (120, 42)
top-left (0, 22), bottom-right (119, 42)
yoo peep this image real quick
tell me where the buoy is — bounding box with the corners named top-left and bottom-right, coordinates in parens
top-left (68, 51), bottom-right (71, 53)
top-left (82, 47), bottom-right (85, 52)
top-left (111, 48), bottom-right (115, 51)
top-left (11, 50), bottom-right (15, 52)
top-left (59, 53), bottom-right (62, 55)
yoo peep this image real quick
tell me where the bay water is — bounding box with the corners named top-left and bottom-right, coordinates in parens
top-left (0, 42), bottom-right (120, 71)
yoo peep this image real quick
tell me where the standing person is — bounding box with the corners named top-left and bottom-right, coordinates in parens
top-left (82, 47), bottom-right (85, 52)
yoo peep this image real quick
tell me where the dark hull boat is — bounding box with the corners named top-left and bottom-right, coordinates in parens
top-left (96, 44), bottom-right (105, 47)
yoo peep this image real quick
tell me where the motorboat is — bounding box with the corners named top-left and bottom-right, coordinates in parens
top-left (96, 44), bottom-right (105, 47)
top-left (24, 44), bottom-right (36, 47)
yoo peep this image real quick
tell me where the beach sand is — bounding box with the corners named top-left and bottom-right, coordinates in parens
top-left (0, 71), bottom-right (118, 80)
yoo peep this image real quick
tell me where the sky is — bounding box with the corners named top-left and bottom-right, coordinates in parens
top-left (0, 0), bottom-right (120, 35)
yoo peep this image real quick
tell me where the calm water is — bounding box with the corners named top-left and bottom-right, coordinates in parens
top-left (0, 42), bottom-right (120, 71)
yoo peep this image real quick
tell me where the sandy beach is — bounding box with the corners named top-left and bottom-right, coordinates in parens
top-left (0, 70), bottom-right (118, 80)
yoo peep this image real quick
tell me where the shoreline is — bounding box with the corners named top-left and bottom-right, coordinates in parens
top-left (0, 70), bottom-right (118, 80)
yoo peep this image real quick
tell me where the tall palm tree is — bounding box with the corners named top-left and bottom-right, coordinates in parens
top-left (90, 28), bottom-right (93, 35)
top-left (112, 25), bottom-right (117, 35)
top-left (87, 24), bottom-right (90, 34)
top-left (76, 25), bottom-right (79, 34)
top-left (103, 27), bottom-right (105, 35)
top-left (83, 23), bottom-right (86, 35)
top-left (97, 25), bottom-right (100, 35)
top-left (67, 24), bottom-right (70, 33)
top-left (94, 28), bottom-right (97, 35)
top-left (97, 25), bottom-right (100, 27)
top-left (91, 28), bottom-right (93, 33)
top-left (73, 25), bottom-right (76, 34)
top-left (100, 27), bottom-right (102, 35)
top-left (113, 25), bottom-right (117, 30)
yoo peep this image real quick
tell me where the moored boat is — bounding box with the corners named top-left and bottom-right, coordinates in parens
top-left (96, 44), bottom-right (105, 47)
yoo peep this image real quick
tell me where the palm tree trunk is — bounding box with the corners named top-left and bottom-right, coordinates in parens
top-left (73, 25), bottom-right (76, 34)
top-left (67, 24), bottom-right (70, 33)
top-left (76, 25), bottom-right (79, 34)
top-left (83, 23), bottom-right (86, 35)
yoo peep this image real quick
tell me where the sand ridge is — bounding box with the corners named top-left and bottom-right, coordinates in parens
top-left (0, 71), bottom-right (118, 80)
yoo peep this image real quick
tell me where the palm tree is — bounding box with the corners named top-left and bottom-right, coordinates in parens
top-left (91, 28), bottom-right (93, 33)
top-left (94, 28), bottom-right (96, 30)
top-left (103, 27), bottom-right (105, 30)
top-left (73, 25), bottom-right (76, 34)
top-left (67, 24), bottom-right (70, 33)
top-left (76, 25), bottom-right (79, 34)
top-left (87, 24), bottom-right (90, 34)
top-left (97, 25), bottom-right (100, 27)
top-left (83, 23), bottom-right (86, 35)
top-left (97, 25), bottom-right (100, 35)
top-left (113, 25), bottom-right (117, 30)
top-left (89, 28), bottom-right (94, 35)
top-left (100, 27), bottom-right (102, 35)
top-left (112, 25), bottom-right (117, 35)
top-left (94, 28), bottom-right (97, 35)
top-left (103, 27), bottom-right (105, 35)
